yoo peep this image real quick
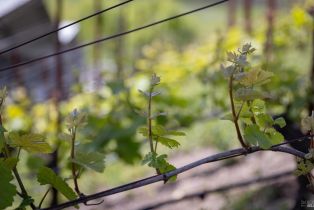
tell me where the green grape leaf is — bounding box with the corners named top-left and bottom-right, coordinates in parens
top-left (138, 127), bottom-right (148, 137)
top-left (4, 157), bottom-right (18, 170)
top-left (256, 113), bottom-right (274, 128)
top-left (234, 88), bottom-right (268, 101)
top-left (141, 152), bottom-right (156, 166)
top-left (37, 167), bottom-right (77, 200)
top-left (152, 125), bottom-right (167, 136)
top-left (267, 129), bottom-right (284, 144)
top-left (0, 161), bottom-right (17, 209)
top-left (238, 69), bottom-right (273, 87)
top-left (251, 99), bottom-right (265, 115)
top-left (71, 150), bottom-right (106, 173)
top-left (294, 159), bottom-right (314, 176)
top-left (244, 125), bottom-right (272, 149)
top-left (156, 137), bottom-right (180, 149)
top-left (8, 132), bottom-right (52, 154)
top-left (274, 117), bottom-right (286, 128)
top-left (141, 152), bottom-right (177, 181)
top-left (166, 130), bottom-right (186, 136)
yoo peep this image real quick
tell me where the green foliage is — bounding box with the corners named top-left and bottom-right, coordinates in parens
top-left (221, 44), bottom-right (286, 149)
top-left (71, 149), bottom-right (106, 173)
top-left (37, 167), bottom-right (77, 201)
top-left (142, 152), bottom-right (176, 181)
top-left (0, 161), bottom-right (17, 209)
top-left (138, 74), bottom-right (185, 180)
top-left (8, 132), bottom-right (52, 154)
top-left (294, 158), bottom-right (314, 176)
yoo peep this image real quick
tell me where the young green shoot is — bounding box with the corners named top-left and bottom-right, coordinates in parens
top-left (221, 43), bottom-right (286, 150)
top-left (138, 74), bottom-right (185, 181)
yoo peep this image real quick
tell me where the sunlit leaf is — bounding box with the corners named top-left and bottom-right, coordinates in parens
top-left (268, 129), bottom-right (284, 144)
top-left (156, 137), bottom-right (180, 149)
top-left (37, 167), bottom-right (77, 200)
top-left (251, 99), bottom-right (265, 115)
top-left (8, 132), bottom-right (52, 154)
top-left (0, 161), bottom-right (16, 209)
top-left (256, 113), bottom-right (274, 128)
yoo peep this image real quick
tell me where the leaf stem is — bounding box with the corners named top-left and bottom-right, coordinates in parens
top-left (147, 87), bottom-right (155, 153)
top-left (229, 75), bottom-right (248, 148)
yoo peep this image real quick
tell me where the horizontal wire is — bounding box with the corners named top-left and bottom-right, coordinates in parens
top-left (0, 0), bottom-right (229, 72)
top-left (0, 0), bottom-right (134, 55)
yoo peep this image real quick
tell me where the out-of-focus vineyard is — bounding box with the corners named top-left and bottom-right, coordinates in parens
top-left (0, 0), bottom-right (313, 209)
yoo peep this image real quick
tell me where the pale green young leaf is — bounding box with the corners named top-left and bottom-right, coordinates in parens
top-left (156, 137), bottom-right (180, 149)
top-left (37, 167), bottom-right (77, 200)
top-left (0, 161), bottom-right (17, 209)
top-left (268, 129), bottom-right (284, 144)
top-left (256, 114), bottom-right (274, 128)
top-left (71, 150), bottom-right (106, 173)
top-left (8, 132), bottom-right (52, 154)
top-left (251, 99), bottom-right (266, 115)
top-left (244, 125), bottom-right (272, 149)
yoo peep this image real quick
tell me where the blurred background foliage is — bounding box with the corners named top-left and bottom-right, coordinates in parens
top-left (2, 0), bottom-right (314, 205)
